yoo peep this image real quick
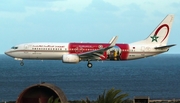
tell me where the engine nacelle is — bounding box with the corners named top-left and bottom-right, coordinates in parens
top-left (62, 54), bottom-right (80, 63)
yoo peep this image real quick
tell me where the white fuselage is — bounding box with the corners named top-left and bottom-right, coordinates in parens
top-left (5, 42), bottom-right (168, 61)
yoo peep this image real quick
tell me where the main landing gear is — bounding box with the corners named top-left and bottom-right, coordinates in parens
top-left (87, 60), bottom-right (93, 68)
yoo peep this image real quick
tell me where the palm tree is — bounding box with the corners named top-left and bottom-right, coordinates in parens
top-left (96, 88), bottom-right (128, 103)
top-left (81, 97), bottom-right (91, 103)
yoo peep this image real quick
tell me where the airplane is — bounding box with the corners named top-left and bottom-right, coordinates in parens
top-left (5, 14), bottom-right (176, 68)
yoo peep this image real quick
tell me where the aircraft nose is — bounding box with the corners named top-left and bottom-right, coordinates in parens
top-left (5, 51), bottom-right (11, 56)
top-left (5, 51), bottom-right (8, 55)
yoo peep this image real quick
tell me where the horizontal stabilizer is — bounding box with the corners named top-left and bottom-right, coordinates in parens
top-left (154, 44), bottom-right (176, 49)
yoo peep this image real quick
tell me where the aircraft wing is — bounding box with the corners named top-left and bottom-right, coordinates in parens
top-left (154, 44), bottom-right (176, 49)
top-left (78, 36), bottom-right (118, 60)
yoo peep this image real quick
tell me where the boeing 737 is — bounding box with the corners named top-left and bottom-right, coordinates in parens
top-left (5, 14), bottom-right (176, 68)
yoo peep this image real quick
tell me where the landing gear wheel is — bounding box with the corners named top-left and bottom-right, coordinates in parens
top-left (87, 63), bottom-right (93, 68)
top-left (20, 62), bottom-right (24, 66)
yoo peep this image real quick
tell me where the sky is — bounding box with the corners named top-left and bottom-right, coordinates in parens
top-left (0, 0), bottom-right (180, 54)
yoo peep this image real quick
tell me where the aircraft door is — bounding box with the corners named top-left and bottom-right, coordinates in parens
top-left (141, 46), bottom-right (145, 56)
top-left (23, 45), bottom-right (30, 58)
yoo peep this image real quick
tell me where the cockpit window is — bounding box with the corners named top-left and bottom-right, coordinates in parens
top-left (11, 46), bottom-right (18, 49)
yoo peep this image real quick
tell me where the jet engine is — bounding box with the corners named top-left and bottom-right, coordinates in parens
top-left (62, 54), bottom-right (80, 63)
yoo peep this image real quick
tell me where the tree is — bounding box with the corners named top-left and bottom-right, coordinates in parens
top-left (81, 97), bottom-right (91, 103)
top-left (96, 88), bottom-right (128, 103)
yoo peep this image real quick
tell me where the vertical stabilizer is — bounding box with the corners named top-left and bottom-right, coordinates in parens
top-left (145, 14), bottom-right (174, 46)
top-left (131, 14), bottom-right (174, 46)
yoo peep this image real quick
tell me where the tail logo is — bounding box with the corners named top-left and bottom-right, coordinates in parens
top-left (151, 35), bottom-right (159, 42)
top-left (151, 24), bottom-right (169, 43)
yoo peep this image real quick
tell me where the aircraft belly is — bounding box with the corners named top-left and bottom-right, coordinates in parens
top-left (127, 52), bottom-right (161, 60)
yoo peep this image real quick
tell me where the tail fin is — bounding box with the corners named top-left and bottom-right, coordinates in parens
top-left (145, 14), bottom-right (174, 46)
top-left (131, 14), bottom-right (174, 46)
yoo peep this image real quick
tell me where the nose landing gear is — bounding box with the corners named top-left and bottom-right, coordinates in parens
top-left (14, 58), bottom-right (24, 66)
top-left (20, 61), bottom-right (24, 66)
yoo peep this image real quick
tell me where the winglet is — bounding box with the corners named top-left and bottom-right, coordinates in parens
top-left (109, 36), bottom-right (116, 43)
top-left (109, 36), bottom-right (118, 47)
